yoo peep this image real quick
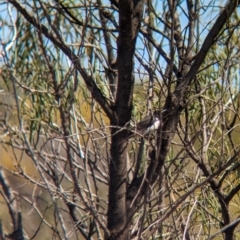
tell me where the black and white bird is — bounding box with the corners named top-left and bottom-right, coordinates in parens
top-left (137, 111), bottom-right (161, 136)
top-left (125, 110), bottom-right (166, 141)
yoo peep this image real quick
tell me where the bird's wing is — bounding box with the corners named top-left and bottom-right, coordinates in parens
top-left (143, 118), bottom-right (160, 135)
top-left (136, 115), bottom-right (153, 131)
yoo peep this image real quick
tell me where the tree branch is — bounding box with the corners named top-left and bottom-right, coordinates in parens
top-left (8, 0), bottom-right (114, 119)
top-left (187, 0), bottom-right (240, 80)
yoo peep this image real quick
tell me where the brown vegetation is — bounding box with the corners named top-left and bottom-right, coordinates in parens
top-left (1, 0), bottom-right (240, 239)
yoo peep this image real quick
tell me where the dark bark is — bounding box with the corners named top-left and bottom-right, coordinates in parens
top-left (126, 0), bottom-right (240, 224)
top-left (0, 171), bottom-right (24, 240)
top-left (107, 0), bottom-right (144, 239)
top-left (6, 0), bottom-right (240, 239)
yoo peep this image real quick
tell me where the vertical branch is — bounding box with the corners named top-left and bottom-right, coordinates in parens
top-left (97, 0), bottom-right (117, 100)
top-left (107, 0), bottom-right (145, 238)
top-left (0, 169), bottom-right (24, 240)
top-left (146, 0), bottom-right (155, 113)
top-left (187, 0), bottom-right (196, 55)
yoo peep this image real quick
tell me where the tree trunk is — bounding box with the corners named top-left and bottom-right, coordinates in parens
top-left (107, 0), bottom-right (144, 238)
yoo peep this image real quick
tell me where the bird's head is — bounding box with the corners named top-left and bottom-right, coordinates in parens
top-left (153, 109), bottom-right (167, 118)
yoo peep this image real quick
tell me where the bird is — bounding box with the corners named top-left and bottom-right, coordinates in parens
top-left (125, 109), bottom-right (166, 141)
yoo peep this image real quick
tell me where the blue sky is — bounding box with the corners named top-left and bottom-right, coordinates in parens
top-left (0, 0), bottom-right (235, 78)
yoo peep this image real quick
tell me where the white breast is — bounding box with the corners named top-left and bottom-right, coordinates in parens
top-left (143, 118), bottom-right (160, 135)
